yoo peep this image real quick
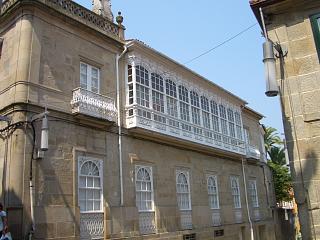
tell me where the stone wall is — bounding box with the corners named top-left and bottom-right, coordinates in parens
top-left (263, 0), bottom-right (320, 238)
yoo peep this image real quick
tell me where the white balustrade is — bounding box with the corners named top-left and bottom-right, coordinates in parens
top-left (212, 211), bottom-right (221, 226)
top-left (126, 106), bottom-right (246, 155)
top-left (71, 88), bottom-right (117, 122)
top-left (139, 212), bottom-right (156, 235)
top-left (80, 212), bottom-right (104, 240)
top-left (1, 0), bottom-right (120, 38)
top-left (246, 145), bottom-right (261, 160)
top-left (234, 210), bottom-right (243, 224)
top-left (180, 210), bottom-right (192, 230)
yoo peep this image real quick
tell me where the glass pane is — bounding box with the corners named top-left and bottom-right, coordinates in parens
top-left (94, 200), bottom-right (101, 211)
top-left (79, 177), bottom-right (86, 188)
top-left (79, 189), bottom-right (86, 200)
top-left (87, 201), bottom-right (93, 211)
top-left (87, 189), bottom-right (94, 200)
top-left (93, 189), bottom-right (100, 200)
top-left (80, 200), bottom-right (86, 212)
top-left (87, 177), bottom-right (93, 188)
top-left (94, 178), bottom-right (100, 188)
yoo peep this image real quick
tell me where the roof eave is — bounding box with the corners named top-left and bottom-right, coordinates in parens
top-left (249, 0), bottom-right (285, 28)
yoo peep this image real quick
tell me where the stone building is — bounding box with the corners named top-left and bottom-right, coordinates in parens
top-left (0, 0), bottom-right (275, 239)
top-left (250, 0), bottom-right (320, 239)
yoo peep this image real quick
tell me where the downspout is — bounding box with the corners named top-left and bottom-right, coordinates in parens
top-left (242, 158), bottom-right (254, 240)
top-left (116, 43), bottom-right (129, 206)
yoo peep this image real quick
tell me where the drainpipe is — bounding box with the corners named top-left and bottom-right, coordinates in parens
top-left (116, 42), bottom-right (133, 206)
top-left (242, 158), bottom-right (254, 240)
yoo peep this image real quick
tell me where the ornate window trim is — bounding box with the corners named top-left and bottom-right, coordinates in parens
top-left (80, 62), bottom-right (100, 94)
top-left (78, 156), bottom-right (103, 213)
top-left (176, 170), bottom-right (192, 211)
top-left (135, 165), bottom-right (154, 212)
top-left (248, 179), bottom-right (259, 208)
top-left (207, 175), bottom-right (220, 209)
top-left (230, 176), bottom-right (241, 209)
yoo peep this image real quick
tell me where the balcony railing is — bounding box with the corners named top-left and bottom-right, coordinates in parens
top-left (1, 0), bottom-right (121, 40)
top-left (246, 145), bottom-right (261, 160)
top-left (71, 88), bottom-right (117, 122)
top-left (126, 105), bottom-right (246, 155)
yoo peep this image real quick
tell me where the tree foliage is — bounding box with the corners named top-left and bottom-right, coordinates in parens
top-left (264, 126), bottom-right (293, 202)
top-left (268, 161), bottom-right (293, 202)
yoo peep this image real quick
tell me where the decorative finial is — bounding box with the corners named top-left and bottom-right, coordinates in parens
top-left (116, 11), bottom-right (123, 26)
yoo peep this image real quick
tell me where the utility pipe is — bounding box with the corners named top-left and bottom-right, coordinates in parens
top-left (116, 42), bottom-right (133, 206)
top-left (242, 158), bottom-right (254, 240)
top-left (259, 7), bottom-right (268, 39)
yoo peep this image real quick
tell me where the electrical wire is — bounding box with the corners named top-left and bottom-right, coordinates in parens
top-left (183, 23), bottom-right (258, 65)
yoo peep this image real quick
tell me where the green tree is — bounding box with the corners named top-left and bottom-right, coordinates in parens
top-left (268, 161), bottom-right (293, 202)
top-left (269, 146), bottom-right (286, 166)
top-left (264, 126), bottom-right (283, 159)
top-left (264, 126), bottom-right (292, 202)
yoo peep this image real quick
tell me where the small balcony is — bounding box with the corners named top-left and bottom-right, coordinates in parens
top-left (71, 88), bottom-right (117, 122)
top-left (246, 145), bottom-right (261, 160)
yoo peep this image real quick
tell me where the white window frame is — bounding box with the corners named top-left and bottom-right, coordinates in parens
top-left (230, 176), bottom-right (241, 209)
top-left (78, 156), bottom-right (103, 213)
top-left (176, 170), bottom-right (192, 211)
top-left (136, 65), bottom-right (150, 108)
top-left (249, 180), bottom-right (259, 208)
top-left (207, 175), bottom-right (220, 209)
top-left (135, 165), bottom-right (154, 212)
top-left (80, 62), bottom-right (100, 93)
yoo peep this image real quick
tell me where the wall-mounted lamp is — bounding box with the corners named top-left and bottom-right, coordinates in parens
top-left (31, 110), bottom-right (49, 156)
top-left (40, 114), bottom-right (48, 151)
top-left (260, 7), bottom-right (279, 97)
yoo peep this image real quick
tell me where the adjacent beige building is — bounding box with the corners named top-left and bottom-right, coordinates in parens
top-left (0, 0), bottom-right (275, 239)
top-left (250, 0), bottom-right (320, 239)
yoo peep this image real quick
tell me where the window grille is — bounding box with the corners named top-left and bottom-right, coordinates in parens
top-left (183, 233), bottom-right (196, 240)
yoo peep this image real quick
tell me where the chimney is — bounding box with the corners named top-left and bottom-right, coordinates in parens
top-left (92, 0), bottom-right (114, 22)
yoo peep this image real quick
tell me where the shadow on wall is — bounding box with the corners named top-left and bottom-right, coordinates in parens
top-left (33, 120), bottom-right (79, 240)
top-left (1, 189), bottom-right (30, 240)
top-left (279, 56), bottom-right (319, 239)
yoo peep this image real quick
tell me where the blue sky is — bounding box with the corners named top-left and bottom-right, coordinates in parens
top-left (75, 0), bottom-right (284, 133)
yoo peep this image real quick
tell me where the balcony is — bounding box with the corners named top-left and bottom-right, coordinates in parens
top-left (1, 0), bottom-right (122, 40)
top-left (126, 105), bottom-right (246, 155)
top-left (71, 88), bottom-right (117, 122)
top-left (246, 145), bottom-right (261, 160)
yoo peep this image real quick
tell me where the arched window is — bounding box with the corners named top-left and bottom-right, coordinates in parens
top-left (176, 171), bottom-right (191, 210)
top-left (230, 176), bottom-right (241, 209)
top-left (78, 159), bottom-right (102, 212)
top-left (207, 176), bottom-right (219, 209)
top-left (151, 73), bottom-right (165, 114)
top-left (178, 85), bottom-right (190, 122)
top-left (248, 180), bottom-right (259, 208)
top-left (136, 166), bottom-right (154, 211)
top-left (136, 65), bottom-right (150, 108)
